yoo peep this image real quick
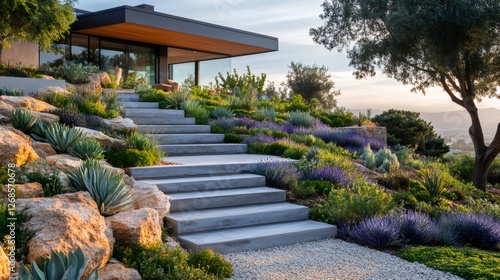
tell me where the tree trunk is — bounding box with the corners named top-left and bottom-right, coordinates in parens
top-left (472, 156), bottom-right (489, 191)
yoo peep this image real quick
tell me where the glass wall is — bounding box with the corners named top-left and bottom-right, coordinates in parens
top-left (199, 59), bottom-right (231, 86)
top-left (169, 62), bottom-right (195, 86)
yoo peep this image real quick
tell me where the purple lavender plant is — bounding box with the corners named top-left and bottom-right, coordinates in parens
top-left (253, 159), bottom-right (302, 190)
top-left (233, 117), bottom-right (261, 129)
top-left (209, 118), bottom-right (236, 131)
top-left (395, 210), bottom-right (436, 245)
top-left (350, 216), bottom-right (403, 249)
top-left (307, 166), bottom-right (349, 186)
top-left (436, 212), bottom-right (500, 249)
top-left (244, 133), bottom-right (277, 145)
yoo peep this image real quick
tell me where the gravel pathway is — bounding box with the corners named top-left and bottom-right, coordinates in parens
top-left (224, 239), bottom-right (463, 280)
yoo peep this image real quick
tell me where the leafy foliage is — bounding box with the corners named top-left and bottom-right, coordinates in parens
top-left (115, 244), bottom-right (233, 280)
top-left (43, 123), bottom-right (85, 153)
top-left (254, 160), bottom-right (301, 190)
top-left (67, 159), bottom-right (134, 216)
top-left (397, 246), bottom-right (500, 280)
top-left (69, 139), bottom-right (105, 160)
top-left (19, 247), bottom-right (98, 280)
top-left (0, 204), bottom-right (34, 259)
top-left (11, 108), bottom-right (38, 133)
top-left (210, 107), bottom-right (235, 119)
top-left (285, 61), bottom-right (341, 110)
top-left (215, 66), bottom-right (266, 94)
top-left (286, 110), bottom-right (314, 128)
top-left (181, 100), bottom-right (209, 125)
top-left (418, 166), bottom-right (448, 200)
top-left (163, 88), bottom-right (191, 109)
top-left (16, 160), bottom-right (63, 197)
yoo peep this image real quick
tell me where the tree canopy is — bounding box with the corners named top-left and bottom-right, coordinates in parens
top-left (285, 61), bottom-right (341, 110)
top-left (0, 0), bottom-right (76, 61)
top-left (310, 0), bottom-right (500, 191)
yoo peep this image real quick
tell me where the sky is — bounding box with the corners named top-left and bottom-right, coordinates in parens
top-left (75, 0), bottom-right (500, 113)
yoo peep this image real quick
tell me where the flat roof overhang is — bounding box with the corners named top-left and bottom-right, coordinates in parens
top-left (71, 5), bottom-right (279, 60)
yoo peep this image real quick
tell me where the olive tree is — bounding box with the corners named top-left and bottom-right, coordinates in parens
top-left (0, 0), bottom-right (76, 61)
top-left (285, 61), bottom-right (341, 110)
top-left (310, 0), bottom-right (500, 191)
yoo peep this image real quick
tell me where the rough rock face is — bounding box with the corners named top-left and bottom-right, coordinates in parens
top-left (67, 74), bottom-right (102, 93)
top-left (45, 154), bottom-right (82, 173)
top-left (35, 112), bottom-right (59, 123)
top-left (78, 127), bottom-right (125, 146)
top-left (99, 259), bottom-right (141, 280)
top-left (17, 192), bottom-right (114, 276)
top-left (0, 247), bottom-right (10, 280)
top-left (0, 101), bottom-right (14, 121)
top-left (103, 117), bottom-right (138, 131)
top-left (0, 96), bottom-right (56, 112)
top-left (106, 208), bottom-right (162, 248)
top-left (1, 183), bottom-right (43, 198)
top-left (39, 86), bottom-right (70, 95)
top-left (99, 72), bottom-right (112, 86)
top-left (0, 126), bottom-right (38, 166)
top-left (124, 176), bottom-right (170, 225)
top-left (32, 141), bottom-right (57, 158)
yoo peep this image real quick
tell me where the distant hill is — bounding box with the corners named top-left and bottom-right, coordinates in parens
top-left (350, 108), bottom-right (500, 142)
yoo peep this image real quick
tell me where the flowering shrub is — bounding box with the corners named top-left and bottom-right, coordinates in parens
top-left (254, 160), bottom-right (301, 190)
top-left (395, 210), bottom-right (436, 245)
top-left (350, 216), bottom-right (403, 249)
top-left (306, 166), bottom-right (349, 186)
top-left (435, 212), bottom-right (500, 249)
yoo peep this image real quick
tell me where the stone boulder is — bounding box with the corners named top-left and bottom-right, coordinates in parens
top-left (103, 117), bottom-right (138, 132)
top-left (45, 154), bottom-right (82, 174)
top-left (112, 67), bottom-right (122, 87)
top-left (100, 72), bottom-right (112, 86)
top-left (32, 141), bottom-right (57, 158)
top-left (35, 112), bottom-right (59, 123)
top-left (38, 86), bottom-right (70, 95)
top-left (124, 176), bottom-right (170, 225)
top-left (0, 96), bottom-right (56, 112)
top-left (2, 183), bottom-right (43, 198)
top-left (17, 192), bottom-right (114, 276)
top-left (67, 74), bottom-right (102, 94)
top-left (99, 259), bottom-right (141, 280)
top-left (0, 101), bottom-right (14, 121)
top-left (78, 127), bottom-right (125, 146)
top-left (106, 208), bottom-right (162, 248)
top-left (0, 126), bottom-right (38, 166)
top-left (0, 247), bottom-right (10, 280)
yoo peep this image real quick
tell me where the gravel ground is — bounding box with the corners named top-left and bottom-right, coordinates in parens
top-left (223, 239), bottom-right (463, 280)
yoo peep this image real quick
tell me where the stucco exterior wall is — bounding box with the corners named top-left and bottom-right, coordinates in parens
top-left (1, 40), bottom-right (39, 67)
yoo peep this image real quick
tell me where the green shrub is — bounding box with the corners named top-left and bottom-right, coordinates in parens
top-left (253, 107), bottom-right (276, 122)
top-left (397, 246), bottom-right (500, 280)
top-left (181, 100), bottom-right (209, 125)
top-left (267, 141), bottom-right (291, 156)
top-left (115, 244), bottom-right (232, 280)
top-left (67, 159), bottom-right (134, 216)
top-left (210, 107), bottom-right (235, 119)
top-left (11, 108), bottom-right (38, 133)
top-left (0, 204), bottom-right (34, 259)
top-left (44, 123), bottom-right (85, 153)
top-left (126, 132), bottom-right (164, 160)
top-left (61, 61), bottom-right (99, 84)
top-left (444, 154), bottom-right (474, 182)
top-left (102, 90), bottom-right (123, 113)
top-left (418, 166), bottom-right (448, 200)
top-left (138, 87), bottom-right (169, 102)
top-left (106, 146), bottom-right (160, 168)
top-left (187, 249), bottom-right (233, 279)
top-left (69, 139), bottom-right (105, 160)
top-left (0, 88), bottom-right (24, 96)
top-left (283, 146), bottom-right (309, 160)
top-left (293, 180), bottom-right (336, 198)
top-left (164, 88), bottom-right (191, 109)
top-left (286, 110), bottom-right (313, 128)
top-left (224, 133), bottom-right (243, 143)
top-left (377, 172), bottom-right (411, 191)
top-left (19, 247), bottom-right (99, 280)
top-left (248, 142), bottom-right (269, 154)
top-left (215, 66), bottom-right (266, 94)
top-left (16, 160), bottom-right (63, 197)
top-left (32, 91), bottom-right (73, 108)
top-left (311, 182), bottom-right (395, 226)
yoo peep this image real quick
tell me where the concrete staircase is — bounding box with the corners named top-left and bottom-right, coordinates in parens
top-left (119, 92), bottom-right (336, 254)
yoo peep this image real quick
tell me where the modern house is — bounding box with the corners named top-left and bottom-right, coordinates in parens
top-left (1, 4), bottom-right (278, 86)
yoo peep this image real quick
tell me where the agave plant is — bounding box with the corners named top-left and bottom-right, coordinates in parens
top-left (69, 139), bottom-right (104, 160)
top-left (181, 100), bottom-right (209, 124)
top-left (164, 87), bottom-right (191, 109)
top-left (11, 108), bottom-right (38, 133)
top-left (30, 121), bottom-right (48, 142)
top-left (19, 247), bottom-right (99, 280)
top-left (67, 159), bottom-right (134, 216)
top-left (44, 123), bottom-right (85, 153)
top-left (418, 166), bottom-right (447, 199)
top-left (210, 107), bottom-right (235, 119)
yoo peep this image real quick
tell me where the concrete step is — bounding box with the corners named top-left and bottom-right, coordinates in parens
top-left (122, 108), bottom-right (184, 118)
top-left (131, 117), bottom-right (195, 125)
top-left (120, 102), bottom-right (158, 108)
top-left (177, 220), bottom-right (337, 254)
top-left (160, 143), bottom-right (247, 156)
top-left (138, 125), bottom-right (211, 134)
top-left (143, 173), bottom-right (266, 193)
top-left (168, 187), bottom-right (285, 211)
top-left (118, 93), bottom-right (139, 102)
top-left (128, 163), bottom-right (245, 180)
top-left (168, 203), bottom-right (309, 234)
top-left (152, 134), bottom-right (224, 145)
